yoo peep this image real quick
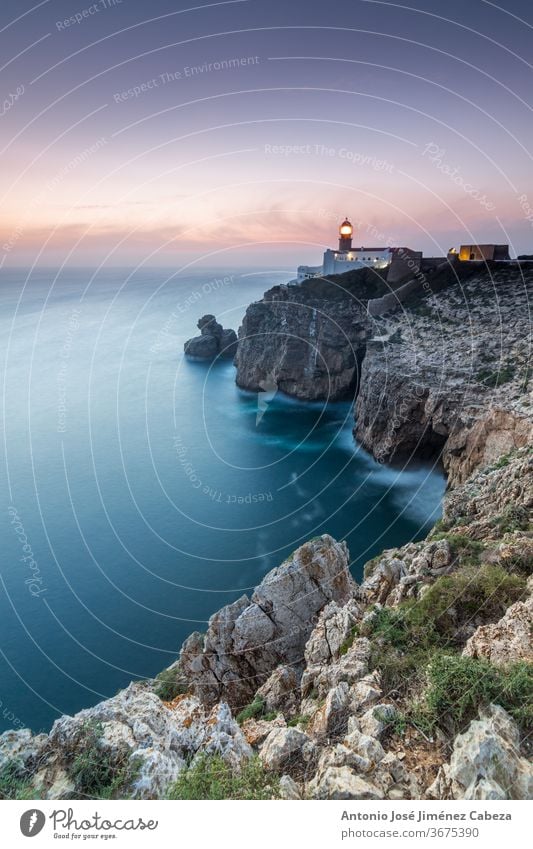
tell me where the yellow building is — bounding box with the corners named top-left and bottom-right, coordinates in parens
top-left (458, 244), bottom-right (510, 261)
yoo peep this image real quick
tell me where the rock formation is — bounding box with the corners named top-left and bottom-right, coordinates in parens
top-left (3, 445), bottom-right (530, 801)
top-left (0, 265), bottom-right (531, 802)
top-left (184, 314), bottom-right (238, 360)
top-left (428, 704), bottom-right (533, 800)
top-left (179, 535), bottom-right (355, 709)
top-left (235, 263), bottom-right (532, 486)
top-left (354, 266), bottom-right (533, 483)
top-left (234, 271), bottom-right (379, 400)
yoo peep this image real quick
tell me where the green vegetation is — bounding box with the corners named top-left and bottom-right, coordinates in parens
top-left (167, 754), bottom-right (279, 800)
top-left (476, 363), bottom-right (515, 388)
top-left (0, 760), bottom-right (39, 800)
top-left (363, 555), bottom-right (382, 580)
top-left (492, 454), bottom-right (510, 470)
top-left (287, 714), bottom-right (311, 728)
top-left (339, 625), bottom-right (359, 656)
top-left (368, 606), bottom-right (444, 697)
top-left (413, 656), bottom-right (533, 735)
top-left (153, 666), bottom-right (187, 701)
top-left (430, 517), bottom-right (453, 535)
top-left (368, 563), bottom-right (527, 706)
top-left (429, 532), bottom-right (484, 565)
top-left (236, 697), bottom-right (276, 725)
top-left (520, 365), bottom-right (531, 392)
top-left (490, 505), bottom-right (530, 536)
top-left (409, 563), bottom-right (526, 636)
top-left (70, 721), bottom-right (139, 800)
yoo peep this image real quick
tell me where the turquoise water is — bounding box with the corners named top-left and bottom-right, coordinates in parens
top-left (0, 267), bottom-right (445, 733)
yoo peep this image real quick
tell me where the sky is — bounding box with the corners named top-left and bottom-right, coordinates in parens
top-left (1, 0), bottom-right (532, 268)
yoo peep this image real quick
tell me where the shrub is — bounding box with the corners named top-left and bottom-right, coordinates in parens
top-left (236, 697), bottom-right (270, 725)
top-left (70, 721), bottom-right (139, 799)
top-left (368, 607), bottom-right (443, 695)
top-left (0, 760), bottom-right (38, 800)
top-left (153, 667), bottom-right (187, 701)
top-left (367, 564), bottom-right (526, 695)
top-left (490, 505), bottom-right (530, 535)
top-left (476, 364), bottom-right (515, 388)
top-left (167, 755), bottom-right (279, 800)
top-left (287, 714), bottom-right (311, 728)
top-left (339, 626), bottom-right (358, 655)
top-left (430, 533), bottom-right (484, 565)
top-left (407, 563), bottom-right (526, 640)
top-left (415, 655), bottom-right (533, 734)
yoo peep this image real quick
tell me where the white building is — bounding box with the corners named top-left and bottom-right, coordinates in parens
top-left (297, 219), bottom-right (395, 282)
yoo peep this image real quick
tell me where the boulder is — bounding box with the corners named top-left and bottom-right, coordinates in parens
top-left (184, 314), bottom-right (238, 360)
top-left (307, 682), bottom-right (349, 740)
top-left (0, 728), bottom-right (47, 770)
top-left (255, 665), bottom-right (301, 715)
top-left (358, 703), bottom-right (398, 739)
top-left (180, 535), bottom-right (356, 709)
top-left (241, 715), bottom-right (286, 747)
top-left (14, 683), bottom-right (252, 800)
top-left (259, 727), bottom-right (312, 772)
top-left (279, 774), bottom-right (301, 799)
top-left (183, 333), bottom-right (219, 360)
top-left (349, 671), bottom-right (382, 712)
top-left (463, 594), bottom-right (533, 666)
top-left (428, 704), bottom-right (533, 800)
top-left (308, 766), bottom-right (383, 800)
top-left (344, 728), bottom-right (385, 766)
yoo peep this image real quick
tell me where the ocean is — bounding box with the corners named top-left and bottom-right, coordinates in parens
top-left (0, 266), bottom-right (445, 733)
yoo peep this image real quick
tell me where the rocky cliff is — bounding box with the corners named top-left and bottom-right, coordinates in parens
top-left (234, 269), bottom-right (386, 400)
top-left (355, 265), bottom-right (533, 485)
top-left (1, 450), bottom-right (531, 800)
top-left (236, 262), bottom-right (532, 486)
top-left (0, 264), bottom-right (531, 802)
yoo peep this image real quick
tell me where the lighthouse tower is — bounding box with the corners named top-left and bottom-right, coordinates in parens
top-left (338, 218), bottom-right (353, 251)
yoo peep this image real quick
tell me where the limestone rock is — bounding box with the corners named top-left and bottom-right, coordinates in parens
top-left (235, 275), bottom-right (372, 401)
top-left (301, 597), bottom-right (369, 696)
top-left (308, 766), bottom-right (384, 800)
top-left (431, 704), bottom-right (533, 800)
top-left (344, 728), bottom-right (385, 766)
top-left (0, 728), bottom-right (47, 770)
top-left (14, 683), bottom-right (251, 800)
top-left (180, 535), bottom-right (356, 708)
top-left (354, 269), bottom-right (532, 484)
top-left (241, 715), bottom-right (286, 747)
top-left (358, 704), bottom-right (398, 739)
top-left (255, 665), bottom-right (301, 714)
top-left (349, 671), bottom-right (382, 712)
top-left (279, 774), bottom-right (302, 799)
top-left (307, 682), bottom-right (350, 740)
top-left (463, 595), bottom-right (533, 665)
top-left (184, 314), bottom-right (238, 360)
top-left (259, 727), bottom-right (312, 772)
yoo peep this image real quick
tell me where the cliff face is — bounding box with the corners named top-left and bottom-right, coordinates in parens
top-left (236, 263), bottom-right (531, 486)
top-left (355, 266), bottom-right (533, 485)
top-left (234, 270), bottom-right (384, 400)
top-left (180, 536), bottom-right (355, 709)
top-left (0, 265), bottom-right (531, 803)
top-left (3, 453), bottom-right (531, 800)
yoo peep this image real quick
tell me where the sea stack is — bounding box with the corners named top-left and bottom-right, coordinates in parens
top-left (184, 314), bottom-right (238, 360)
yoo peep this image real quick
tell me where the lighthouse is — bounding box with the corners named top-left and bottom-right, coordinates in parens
top-left (296, 218), bottom-right (420, 282)
top-left (338, 218), bottom-right (353, 251)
